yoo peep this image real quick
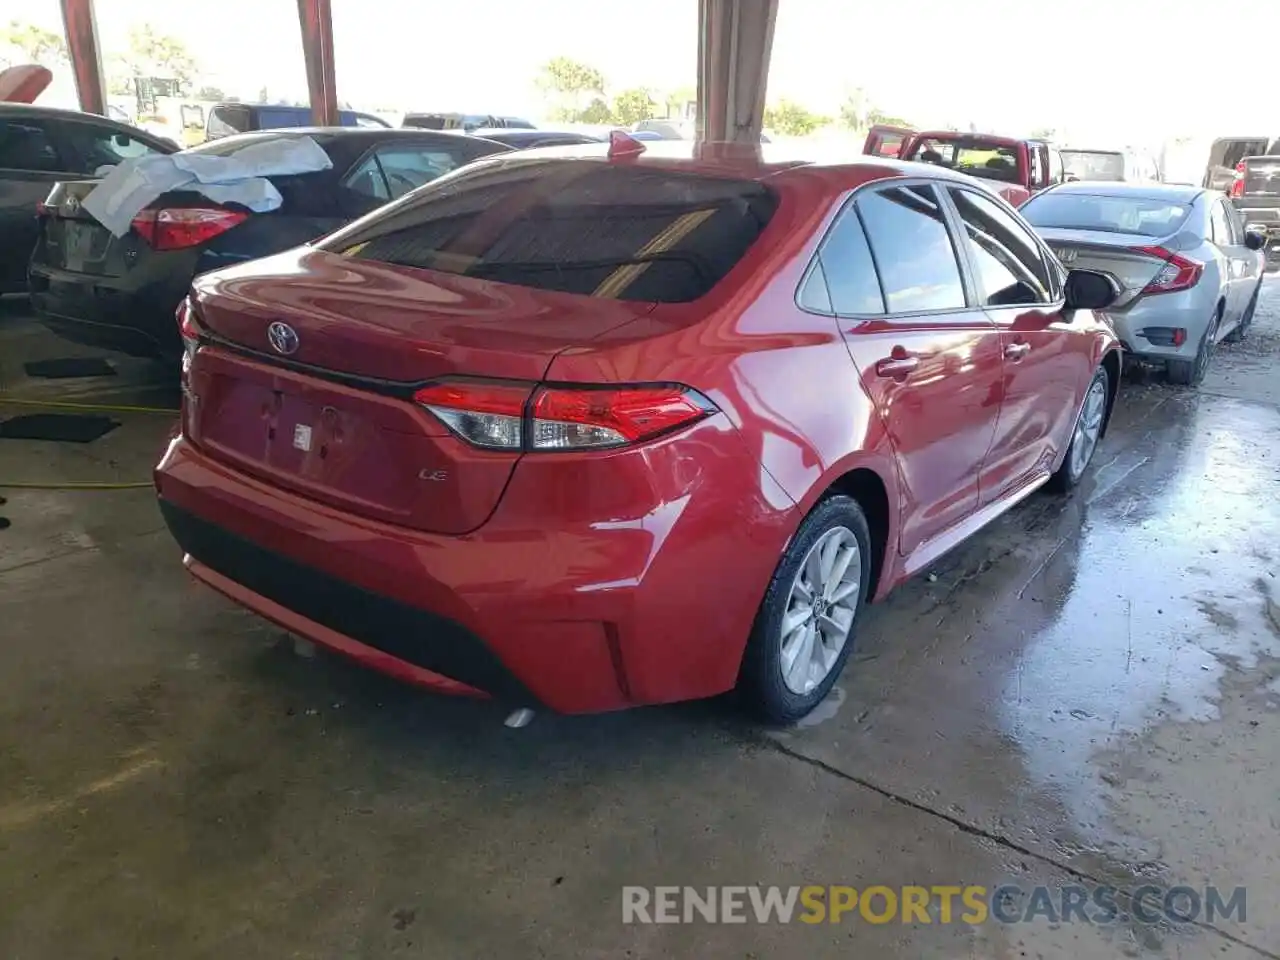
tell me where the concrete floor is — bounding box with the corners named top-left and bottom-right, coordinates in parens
top-left (2, 286), bottom-right (1279, 959)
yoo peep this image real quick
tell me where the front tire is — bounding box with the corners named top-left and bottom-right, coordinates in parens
top-left (739, 495), bottom-right (872, 724)
top-left (1048, 364), bottom-right (1110, 493)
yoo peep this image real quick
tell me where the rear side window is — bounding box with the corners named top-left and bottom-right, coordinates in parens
top-left (856, 184), bottom-right (966, 314)
top-left (207, 106), bottom-right (250, 138)
top-left (816, 205), bottom-right (884, 314)
top-left (58, 121), bottom-right (162, 173)
top-left (325, 160), bottom-right (779, 303)
top-left (0, 119), bottom-right (65, 172)
top-left (256, 108), bottom-right (310, 130)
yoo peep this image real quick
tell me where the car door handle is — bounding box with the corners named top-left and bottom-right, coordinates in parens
top-left (875, 355), bottom-right (920, 378)
top-left (1004, 342), bottom-right (1031, 360)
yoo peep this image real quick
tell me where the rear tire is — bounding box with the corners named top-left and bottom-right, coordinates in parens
top-left (1224, 283), bottom-right (1261, 343)
top-left (1166, 307), bottom-right (1220, 386)
top-left (739, 495), bottom-right (872, 725)
top-left (1048, 364), bottom-right (1110, 493)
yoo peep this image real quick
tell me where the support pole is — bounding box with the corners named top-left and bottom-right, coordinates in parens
top-left (59, 0), bottom-right (106, 116)
top-left (297, 0), bottom-right (339, 126)
top-left (696, 0), bottom-right (778, 143)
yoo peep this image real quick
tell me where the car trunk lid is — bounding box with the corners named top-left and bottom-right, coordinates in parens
top-left (1038, 227), bottom-right (1183, 307)
top-left (185, 247), bottom-right (657, 534)
top-left (36, 180), bottom-right (249, 278)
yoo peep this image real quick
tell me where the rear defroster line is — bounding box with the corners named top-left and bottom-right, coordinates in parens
top-left (0, 395), bottom-right (178, 491)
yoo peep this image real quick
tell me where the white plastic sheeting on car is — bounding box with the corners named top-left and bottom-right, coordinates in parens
top-left (81, 136), bottom-right (333, 237)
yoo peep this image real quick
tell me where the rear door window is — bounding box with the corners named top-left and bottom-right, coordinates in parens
top-left (325, 160), bottom-right (779, 303)
top-left (0, 119), bottom-right (67, 172)
top-left (854, 183), bottom-right (966, 314)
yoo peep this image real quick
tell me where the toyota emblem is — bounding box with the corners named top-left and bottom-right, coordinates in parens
top-left (267, 321), bottom-right (299, 355)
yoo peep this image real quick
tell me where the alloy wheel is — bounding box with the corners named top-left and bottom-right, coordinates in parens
top-left (779, 526), bottom-right (861, 695)
top-left (1069, 377), bottom-right (1107, 480)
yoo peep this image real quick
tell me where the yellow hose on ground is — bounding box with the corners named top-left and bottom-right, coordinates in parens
top-left (0, 396), bottom-right (175, 491)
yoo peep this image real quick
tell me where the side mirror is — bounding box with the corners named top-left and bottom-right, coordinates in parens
top-left (1063, 269), bottom-right (1118, 311)
top-left (1245, 230), bottom-right (1267, 251)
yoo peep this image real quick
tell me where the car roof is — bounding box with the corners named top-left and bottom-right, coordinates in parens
top-left (1040, 181), bottom-right (1204, 203)
top-left (463, 139), bottom-right (992, 195)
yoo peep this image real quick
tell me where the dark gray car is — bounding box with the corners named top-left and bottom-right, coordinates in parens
top-left (0, 103), bottom-right (176, 293)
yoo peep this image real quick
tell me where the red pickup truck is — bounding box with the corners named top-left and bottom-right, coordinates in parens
top-left (863, 124), bottom-right (1070, 206)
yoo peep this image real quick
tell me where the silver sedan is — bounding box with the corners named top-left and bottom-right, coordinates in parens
top-left (1020, 182), bottom-right (1266, 385)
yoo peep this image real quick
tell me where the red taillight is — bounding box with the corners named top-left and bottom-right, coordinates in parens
top-left (412, 381), bottom-right (715, 451)
top-left (132, 207), bottom-right (249, 251)
top-left (1133, 246), bottom-right (1202, 295)
top-left (1230, 162), bottom-right (1245, 198)
top-left (35, 200), bottom-right (51, 216)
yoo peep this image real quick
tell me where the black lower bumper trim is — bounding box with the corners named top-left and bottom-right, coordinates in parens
top-left (158, 499), bottom-right (537, 704)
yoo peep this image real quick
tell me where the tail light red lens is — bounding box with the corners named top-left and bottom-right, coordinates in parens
top-left (413, 381), bottom-right (716, 451)
top-left (1133, 246), bottom-right (1202, 295)
top-left (132, 207), bottom-right (249, 251)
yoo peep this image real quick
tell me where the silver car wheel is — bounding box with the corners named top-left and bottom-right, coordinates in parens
top-left (1070, 376), bottom-right (1107, 479)
top-left (779, 526), bottom-right (861, 695)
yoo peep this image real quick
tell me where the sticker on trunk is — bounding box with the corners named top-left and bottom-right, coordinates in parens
top-left (293, 424), bottom-right (313, 451)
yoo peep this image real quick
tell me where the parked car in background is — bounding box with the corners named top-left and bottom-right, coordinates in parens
top-left (1202, 135), bottom-right (1272, 193)
top-left (155, 144), bottom-right (1122, 723)
top-left (863, 125), bottom-right (1068, 205)
top-left (1059, 148), bottom-right (1160, 183)
top-left (0, 102), bottom-right (176, 294)
top-left (403, 113), bottom-right (535, 133)
top-left (1022, 181), bottom-right (1266, 385)
top-left (203, 103), bottom-right (391, 142)
top-left (1226, 140), bottom-right (1280, 270)
top-left (469, 128), bottom-right (603, 149)
top-left (28, 129), bottom-right (511, 359)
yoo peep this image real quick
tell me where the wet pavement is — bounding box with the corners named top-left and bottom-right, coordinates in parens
top-left (1, 283), bottom-right (1279, 958)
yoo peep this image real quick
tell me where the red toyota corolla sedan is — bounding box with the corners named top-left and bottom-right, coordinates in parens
top-left (154, 139), bottom-right (1122, 722)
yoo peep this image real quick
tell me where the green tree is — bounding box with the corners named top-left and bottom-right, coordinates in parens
top-left (537, 56), bottom-right (606, 121)
top-left (838, 88), bottom-right (868, 130)
top-left (575, 97), bottom-right (615, 124)
top-left (196, 85), bottom-right (225, 101)
top-left (866, 108), bottom-right (911, 128)
top-left (0, 20), bottom-right (67, 66)
top-left (120, 25), bottom-right (198, 89)
top-left (763, 100), bottom-right (827, 137)
top-left (611, 87), bottom-right (655, 126)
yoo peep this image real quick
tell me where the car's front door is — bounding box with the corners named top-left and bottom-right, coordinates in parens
top-left (823, 181), bottom-right (1004, 558)
top-left (0, 117), bottom-right (74, 292)
top-left (942, 185), bottom-right (1086, 504)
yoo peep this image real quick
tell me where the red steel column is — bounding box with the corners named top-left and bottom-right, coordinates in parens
top-left (59, 0), bottom-right (106, 116)
top-left (297, 0), bottom-right (339, 126)
top-left (696, 0), bottom-right (778, 143)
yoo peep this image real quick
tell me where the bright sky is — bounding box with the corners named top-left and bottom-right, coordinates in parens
top-left (17, 0), bottom-right (1275, 144)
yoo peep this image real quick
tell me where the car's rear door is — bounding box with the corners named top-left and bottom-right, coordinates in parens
top-left (1209, 195), bottom-right (1253, 323)
top-left (825, 180), bottom-right (1004, 561)
top-left (942, 184), bottom-right (1085, 503)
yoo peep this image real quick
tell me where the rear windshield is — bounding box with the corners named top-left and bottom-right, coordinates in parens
top-left (1022, 193), bottom-right (1192, 238)
top-left (907, 137), bottom-right (1022, 183)
top-left (1060, 150), bottom-right (1125, 181)
top-left (321, 159), bottom-right (779, 303)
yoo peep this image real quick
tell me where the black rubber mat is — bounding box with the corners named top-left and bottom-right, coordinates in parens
top-left (0, 413), bottom-right (119, 443)
top-left (24, 357), bottom-right (117, 379)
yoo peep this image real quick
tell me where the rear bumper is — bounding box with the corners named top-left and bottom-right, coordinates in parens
top-left (154, 428), bottom-right (794, 713)
top-left (28, 260), bottom-right (196, 359)
top-left (1107, 291), bottom-right (1215, 362)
